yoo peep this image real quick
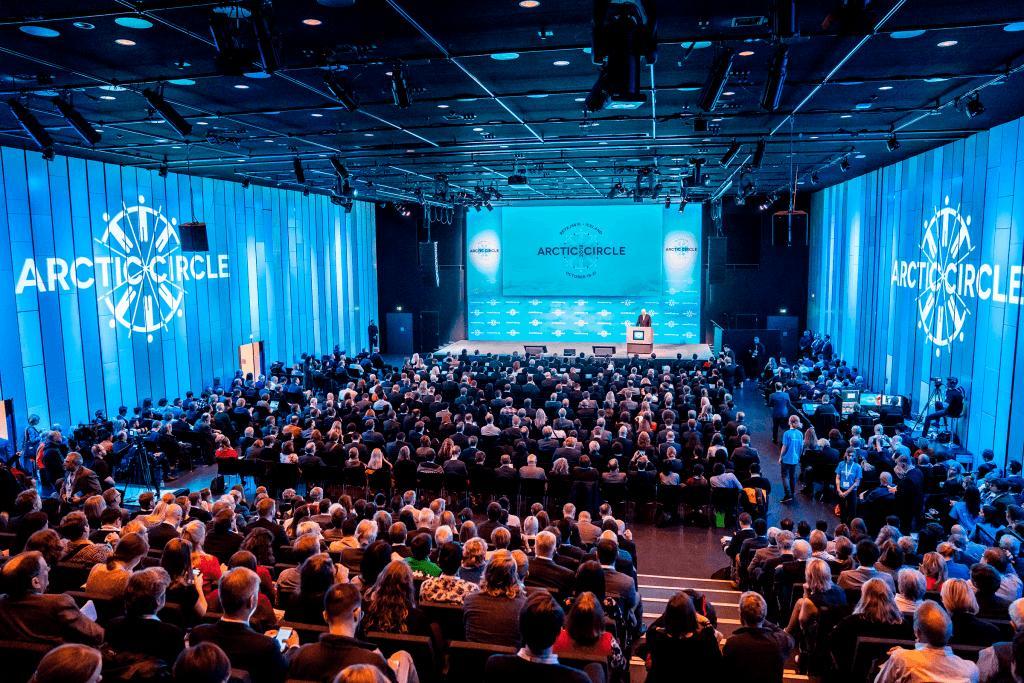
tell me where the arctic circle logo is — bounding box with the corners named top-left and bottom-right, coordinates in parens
top-left (915, 198), bottom-right (972, 355)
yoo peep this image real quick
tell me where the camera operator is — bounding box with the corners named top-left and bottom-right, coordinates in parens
top-left (922, 377), bottom-right (965, 437)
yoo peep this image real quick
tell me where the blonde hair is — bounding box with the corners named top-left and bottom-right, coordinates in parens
top-left (854, 578), bottom-right (903, 625)
top-left (804, 558), bottom-right (834, 594)
top-left (920, 552), bottom-right (947, 584)
top-left (462, 537), bottom-right (486, 568)
top-left (480, 550), bottom-right (522, 599)
top-left (940, 578), bottom-right (979, 615)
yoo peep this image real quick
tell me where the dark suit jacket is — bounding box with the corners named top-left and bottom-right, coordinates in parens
top-left (68, 466), bottom-right (102, 501)
top-left (636, 314), bottom-right (652, 327)
top-left (484, 653), bottom-right (592, 683)
top-left (0, 592), bottom-right (104, 645)
top-left (106, 615), bottom-right (185, 664)
top-left (147, 522), bottom-right (181, 550)
top-left (189, 620), bottom-right (289, 683)
top-left (524, 556), bottom-right (575, 597)
top-left (288, 633), bottom-right (397, 683)
top-left (246, 517), bottom-right (290, 549)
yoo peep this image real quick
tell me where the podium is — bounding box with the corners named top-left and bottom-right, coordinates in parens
top-left (626, 326), bottom-right (653, 355)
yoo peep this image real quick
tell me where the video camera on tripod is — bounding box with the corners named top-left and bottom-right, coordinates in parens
top-left (115, 428), bottom-right (164, 496)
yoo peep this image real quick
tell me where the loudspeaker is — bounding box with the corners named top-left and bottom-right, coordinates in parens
top-left (418, 241), bottom-right (439, 287)
top-left (772, 212), bottom-right (808, 246)
top-left (180, 221), bottom-right (209, 252)
top-left (707, 236), bottom-right (726, 284)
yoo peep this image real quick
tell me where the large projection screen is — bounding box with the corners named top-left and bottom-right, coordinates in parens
top-left (466, 202), bottom-right (701, 343)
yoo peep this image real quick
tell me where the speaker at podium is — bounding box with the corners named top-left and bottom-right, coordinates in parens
top-left (626, 326), bottom-right (653, 355)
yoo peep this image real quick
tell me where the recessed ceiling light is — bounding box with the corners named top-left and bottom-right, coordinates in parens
top-left (1005, 22), bottom-right (1024, 32)
top-left (937, 40), bottom-right (958, 47)
top-left (519, 0), bottom-right (540, 7)
top-left (878, 85), bottom-right (893, 90)
top-left (924, 77), bottom-right (949, 83)
top-left (598, 141), bottom-right (607, 145)
top-left (264, 139), bottom-right (273, 143)
top-left (437, 104), bottom-right (449, 109)
top-left (840, 114), bottom-right (852, 118)
top-left (472, 127), bottom-right (484, 132)
top-left (37, 90), bottom-right (59, 97)
top-left (722, 91), bottom-right (735, 96)
top-left (500, 144), bottom-right (509, 148)
top-left (20, 25), bottom-right (60, 38)
top-left (677, 86), bottom-right (700, 92)
top-left (584, 160), bottom-right (598, 163)
top-left (234, 84), bottom-right (249, 89)
top-left (364, 132), bottom-right (374, 137)
top-left (890, 30), bottom-right (926, 39)
top-left (553, 60), bottom-right (570, 66)
top-left (712, 117), bottom-right (723, 122)
top-left (855, 102), bottom-right (873, 110)
top-left (738, 50), bottom-right (755, 57)
top-left (100, 95), bottom-right (117, 100)
top-left (855, 153), bottom-right (867, 159)
top-left (115, 17), bottom-right (154, 29)
top-left (115, 38), bottom-right (136, 46)
top-left (311, 113), bottom-right (323, 117)
top-left (243, 71), bottom-right (271, 79)
top-left (196, 121), bottom-right (209, 125)
top-left (302, 18), bottom-right (322, 26)
top-left (527, 93), bottom-right (548, 98)
top-left (490, 52), bottom-right (520, 61)
top-left (809, 135), bottom-right (820, 139)
top-left (172, 145), bottom-right (181, 149)
top-left (168, 78), bottom-right (195, 86)
top-left (73, 21), bottom-right (95, 30)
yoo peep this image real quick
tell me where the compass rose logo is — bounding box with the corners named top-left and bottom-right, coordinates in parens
top-left (915, 197), bottom-right (973, 357)
top-left (97, 196), bottom-right (185, 342)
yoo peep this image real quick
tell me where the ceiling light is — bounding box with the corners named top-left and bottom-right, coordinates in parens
top-left (855, 153), bottom-right (867, 159)
top-left (720, 140), bottom-right (742, 167)
top-left (680, 41), bottom-right (712, 49)
top-left (168, 78), bottom-right (196, 86)
top-left (472, 127), bottom-right (484, 132)
top-left (196, 121), bottom-right (208, 125)
top-left (20, 26), bottom-right (60, 38)
top-left (264, 139), bottom-right (273, 143)
top-left (553, 60), bottom-right (570, 66)
top-left (519, 0), bottom-right (540, 7)
top-left (363, 132), bottom-right (374, 137)
top-left (574, 97), bottom-right (586, 102)
top-left (142, 88), bottom-right (192, 138)
top-left (739, 50), bottom-right (755, 57)
top-left (6, 99), bottom-right (54, 155)
top-left (936, 40), bottom-right (958, 48)
top-left (99, 95), bottom-right (117, 101)
top-left (73, 22), bottom-right (95, 30)
top-left (53, 97), bottom-right (102, 145)
top-left (697, 49), bottom-right (734, 112)
top-left (490, 52), bottom-right (520, 61)
top-left (750, 139), bottom-right (766, 169)
top-left (840, 114), bottom-right (852, 118)
top-left (1005, 22), bottom-right (1024, 32)
top-left (964, 93), bottom-right (984, 118)
top-left (809, 135), bottom-right (819, 139)
top-left (293, 157), bottom-right (305, 184)
top-left (115, 38), bottom-right (137, 46)
top-left (890, 29), bottom-right (925, 39)
top-left (878, 85), bottom-right (893, 90)
top-left (243, 71), bottom-right (271, 79)
top-left (115, 17), bottom-right (154, 29)
top-left (389, 64), bottom-right (411, 108)
top-left (302, 18), bottom-right (322, 26)
top-left (437, 104), bottom-right (449, 109)
top-left (234, 83), bottom-right (249, 89)
top-left (324, 73), bottom-right (359, 111)
top-left (311, 112), bottom-right (323, 117)
top-left (760, 44), bottom-right (788, 112)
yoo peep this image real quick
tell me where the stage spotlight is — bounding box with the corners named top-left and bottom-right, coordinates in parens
top-left (584, 67), bottom-right (611, 112)
top-left (293, 156), bottom-right (305, 184)
top-left (489, 186), bottom-right (503, 200)
top-left (303, 187), bottom-right (310, 197)
top-left (53, 96), bottom-right (101, 145)
top-left (886, 133), bottom-right (900, 152)
top-left (664, 195), bottom-right (671, 208)
top-left (811, 171), bottom-right (820, 184)
top-left (606, 181), bottom-right (624, 199)
top-left (771, 0), bottom-right (799, 40)
top-left (588, 0), bottom-right (655, 111)
top-left (760, 45), bottom-right (789, 112)
top-left (324, 73), bottom-right (359, 111)
top-left (965, 93), bottom-right (984, 119)
top-left (158, 162), bottom-right (168, 177)
top-left (720, 140), bottom-right (742, 167)
top-left (143, 88), bottom-right (192, 138)
top-left (485, 202), bottom-right (493, 211)
top-left (344, 201), bottom-right (353, 214)
top-left (840, 157), bottom-right (850, 173)
top-left (389, 64), bottom-right (411, 108)
top-left (651, 182), bottom-right (663, 200)
top-left (330, 156), bottom-right (350, 178)
top-left (690, 158), bottom-right (704, 186)
top-left (241, 177), bottom-right (251, 189)
top-left (750, 139), bottom-right (766, 169)
top-left (6, 99), bottom-right (55, 154)
top-left (678, 197), bottom-right (687, 212)
top-left (693, 116), bottom-right (709, 133)
top-left (208, 11), bottom-right (251, 76)
top-left (697, 49), bottom-right (734, 112)
top-left (340, 177), bottom-right (354, 197)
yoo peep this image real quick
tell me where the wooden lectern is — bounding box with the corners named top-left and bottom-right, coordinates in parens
top-left (626, 326), bottom-right (653, 355)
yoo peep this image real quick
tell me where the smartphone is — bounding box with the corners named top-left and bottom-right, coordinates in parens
top-left (274, 627), bottom-right (293, 651)
top-left (192, 568), bottom-right (202, 578)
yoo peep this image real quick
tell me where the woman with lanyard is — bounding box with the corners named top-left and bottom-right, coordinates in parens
top-left (835, 447), bottom-right (863, 522)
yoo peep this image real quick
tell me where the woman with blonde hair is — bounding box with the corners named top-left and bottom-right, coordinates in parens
top-left (941, 578), bottom-right (1002, 646)
top-left (829, 578), bottom-right (911, 672)
top-left (462, 550), bottom-right (527, 645)
top-left (785, 558), bottom-right (847, 676)
top-left (333, 664), bottom-right (390, 683)
top-left (182, 520), bottom-right (221, 594)
top-left (458, 538), bottom-right (486, 587)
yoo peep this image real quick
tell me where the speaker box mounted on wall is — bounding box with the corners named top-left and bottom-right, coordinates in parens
top-left (418, 241), bottom-right (439, 287)
top-left (180, 221), bottom-right (209, 252)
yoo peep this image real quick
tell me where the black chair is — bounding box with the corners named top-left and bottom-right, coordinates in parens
top-left (216, 457), bottom-right (243, 487)
top-left (47, 563), bottom-right (91, 594)
top-left (416, 471), bottom-right (444, 501)
top-left (600, 479), bottom-right (627, 512)
top-left (518, 478), bottom-right (547, 515)
top-left (64, 589), bottom-right (125, 625)
top-left (710, 487), bottom-right (741, 527)
top-left (364, 631), bottom-right (437, 683)
top-left (420, 600), bottom-right (465, 641)
top-left (557, 649), bottom-right (610, 683)
top-left (680, 484), bottom-right (711, 526)
top-left (280, 619), bottom-right (328, 645)
top-left (343, 465), bottom-right (368, 498)
top-left (272, 463), bottom-right (301, 496)
top-left (443, 472), bottom-right (469, 504)
top-left (447, 641), bottom-right (516, 681)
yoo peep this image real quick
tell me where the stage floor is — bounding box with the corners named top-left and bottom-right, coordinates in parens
top-left (435, 340), bottom-right (713, 361)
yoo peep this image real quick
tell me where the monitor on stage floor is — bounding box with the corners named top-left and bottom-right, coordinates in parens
top-left (467, 201), bottom-right (701, 343)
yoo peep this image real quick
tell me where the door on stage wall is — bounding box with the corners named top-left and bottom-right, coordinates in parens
top-left (386, 312), bottom-right (414, 355)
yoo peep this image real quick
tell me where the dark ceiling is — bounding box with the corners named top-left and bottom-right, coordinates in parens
top-left (2, 0), bottom-right (1024, 207)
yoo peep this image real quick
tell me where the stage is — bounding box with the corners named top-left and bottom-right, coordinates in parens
top-left (434, 340), bottom-right (713, 361)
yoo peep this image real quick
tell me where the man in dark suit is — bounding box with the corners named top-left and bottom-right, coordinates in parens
top-left (635, 309), bottom-right (652, 327)
top-left (189, 567), bottom-right (295, 683)
top-left (61, 452), bottom-right (102, 508)
top-left (524, 531), bottom-right (575, 599)
top-left (484, 592), bottom-right (598, 683)
top-left (287, 583), bottom-right (396, 682)
top-left (246, 498), bottom-right (290, 550)
top-left (147, 503), bottom-right (183, 550)
top-left (893, 455), bottom-right (926, 531)
top-left (0, 551), bottom-right (104, 645)
top-left (205, 509), bottom-right (244, 564)
top-left (104, 567), bottom-right (186, 666)
top-left (725, 513), bottom-right (757, 561)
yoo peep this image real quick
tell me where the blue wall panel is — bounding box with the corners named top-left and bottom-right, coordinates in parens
top-left (0, 146), bottom-right (378, 429)
top-left (809, 115), bottom-right (1024, 465)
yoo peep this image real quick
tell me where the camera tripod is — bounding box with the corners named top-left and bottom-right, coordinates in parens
top-left (119, 443), bottom-right (159, 504)
top-left (911, 380), bottom-right (945, 436)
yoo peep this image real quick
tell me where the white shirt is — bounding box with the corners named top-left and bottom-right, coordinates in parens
top-left (874, 643), bottom-right (979, 683)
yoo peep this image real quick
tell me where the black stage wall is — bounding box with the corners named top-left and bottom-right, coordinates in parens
top-left (702, 199), bottom-right (810, 337)
top-left (375, 204), bottom-right (467, 353)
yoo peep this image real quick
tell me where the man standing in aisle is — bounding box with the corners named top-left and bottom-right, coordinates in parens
top-left (768, 383), bottom-right (793, 444)
top-left (779, 415), bottom-right (803, 504)
top-left (367, 320), bottom-right (379, 352)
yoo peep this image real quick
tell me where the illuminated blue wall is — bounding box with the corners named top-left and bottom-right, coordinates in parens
top-left (0, 146), bottom-right (377, 429)
top-left (809, 116), bottom-right (1024, 464)
top-left (467, 202), bottom-right (702, 343)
